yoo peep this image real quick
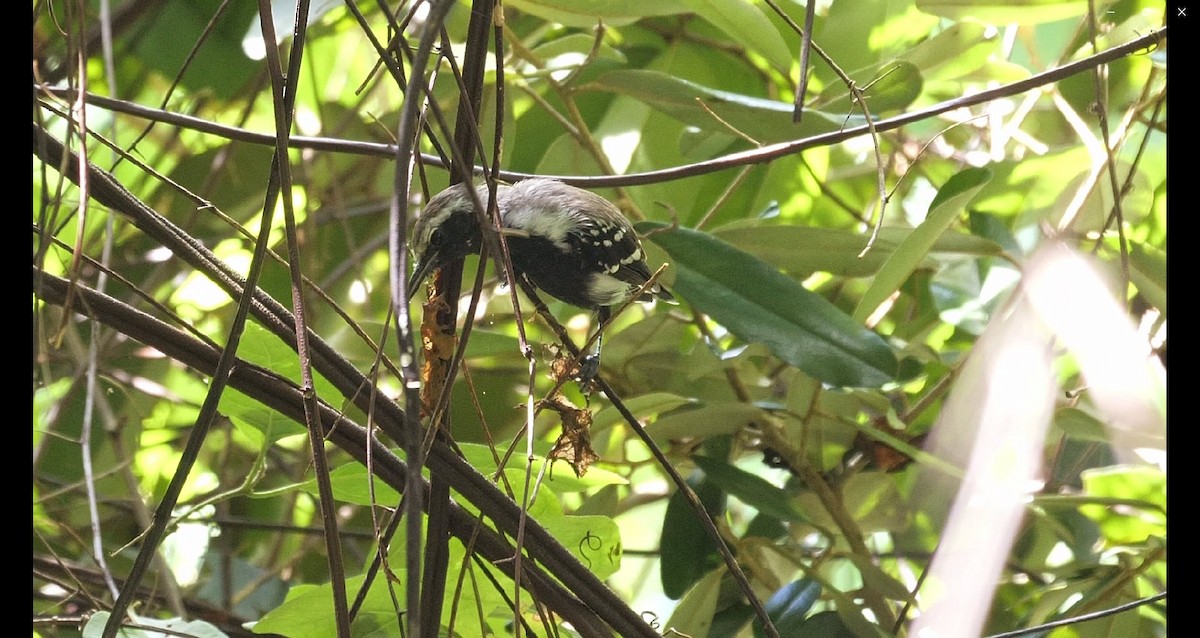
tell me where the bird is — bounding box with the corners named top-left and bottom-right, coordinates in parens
top-left (408, 177), bottom-right (673, 378)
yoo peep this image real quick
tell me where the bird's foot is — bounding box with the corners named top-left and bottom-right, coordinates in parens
top-left (576, 353), bottom-right (601, 387)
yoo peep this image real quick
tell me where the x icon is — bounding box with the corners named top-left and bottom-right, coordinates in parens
top-left (1180, 7), bottom-right (1188, 16)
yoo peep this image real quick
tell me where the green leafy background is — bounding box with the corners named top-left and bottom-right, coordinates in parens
top-left (33, 0), bottom-right (1165, 636)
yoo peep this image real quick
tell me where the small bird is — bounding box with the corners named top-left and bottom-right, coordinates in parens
top-left (408, 178), bottom-right (673, 377)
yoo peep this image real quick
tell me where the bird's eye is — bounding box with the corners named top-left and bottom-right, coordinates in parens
top-left (430, 228), bottom-right (445, 247)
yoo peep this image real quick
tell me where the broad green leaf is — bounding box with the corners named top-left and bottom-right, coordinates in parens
top-left (253, 545), bottom-right (506, 637)
top-left (1128, 242), bottom-right (1166, 315)
top-left (587, 70), bottom-right (846, 143)
top-left (963, 58), bottom-right (1035, 84)
top-left (754, 578), bottom-right (822, 638)
top-left (817, 0), bottom-right (931, 75)
top-left (300, 461), bottom-right (401, 506)
top-left (1049, 161), bottom-right (1155, 232)
top-left (535, 132), bottom-right (606, 177)
top-left (648, 224), bottom-right (898, 388)
top-left (132, 0), bottom-right (258, 100)
top-left (1053, 407), bottom-right (1110, 442)
top-left (300, 459), bottom-right (624, 579)
top-left (794, 472), bottom-right (910, 533)
top-left (593, 392), bottom-right (694, 431)
top-left (810, 61), bottom-right (924, 117)
top-left (915, 0), bottom-right (1112, 24)
top-left (217, 321), bottom-right (342, 442)
top-left (591, 85), bottom-right (655, 175)
top-left (1080, 465), bottom-right (1166, 544)
top-left (712, 225), bottom-right (1004, 278)
top-left (304, 443), bottom-right (626, 507)
top-left (648, 402), bottom-right (766, 441)
top-left (661, 473), bottom-right (726, 598)
top-left (968, 210), bottom-right (1023, 257)
top-left (458, 442), bottom-right (629, 491)
top-left (853, 167), bottom-right (993, 323)
top-left (665, 568), bottom-right (724, 635)
top-left (524, 488), bottom-right (624, 580)
top-left (900, 20), bottom-right (999, 81)
top-left (793, 610), bottom-right (859, 637)
top-left (847, 555), bottom-right (916, 601)
top-left (692, 454), bottom-right (806, 522)
top-left (220, 392), bottom-right (305, 444)
top-left (685, 0), bottom-right (793, 71)
top-left (796, 614), bottom-right (864, 638)
top-left (528, 33), bottom-right (627, 70)
top-left (507, 0), bottom-right (688, 26)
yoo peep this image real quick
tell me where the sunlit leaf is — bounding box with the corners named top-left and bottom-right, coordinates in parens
top-left (712, 225), bottom-right (1004, 278)
top-left (915, 0), bottom-right (1112, 24)
top-left (1080, 465), bottom-right (1166, 544)
top-left (685, 0), bottom-right (794, 71)
top-left (587, 70), bottom-right (847, 143)
top-left (854, 167), bottom-right (993, 323)
top-left (649, 224), bottom-right (898, 388)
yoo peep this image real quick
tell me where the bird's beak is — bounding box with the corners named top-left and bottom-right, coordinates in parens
top-left (407, 249), bottom-right (441, 301)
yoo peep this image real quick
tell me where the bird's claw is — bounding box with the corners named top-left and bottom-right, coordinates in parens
top-left (576, 354), bottom-right (601, 386)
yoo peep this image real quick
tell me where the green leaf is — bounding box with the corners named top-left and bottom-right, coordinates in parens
top-left (847, 555), bottom-right (916, 601)
top-left (301, 458), bottom-right (625, 579)
top-left (507, 0), bottom-right (688, 26)
top-left (1053, 407), bottom-right (1111, 442)
top-left (794, 472), bottom-right (911, 533)
top-left (457, 442), bottom-right (629, 491)
top-left (587, 70), bottom-right (847, 143)
top-left (131, 0), bottom-right (258, 100)
top-left (691, 454), bottom-right (806, 522)
top-left (685, 0), bottom-right (794, 71)
top-left (794, 610), bottom-right (859, 637)
top-left (811, 61), bottom-right (924, 117)
top-left (661, 473), bottom-right (726, 599)
top-left (754, 578), bottom-right (822, 638)
top-left (529, 32), bottom-right (627, 69)
top-left (593, 392), bottom-right (695, 432)
top-left (915, 0), bottom-right (1113, 24)
top-left (1128, 242), bottom-right (1166, 314)
top-left (524, 488), bottom-right (625, 580)
top-left (647, 401), bottom-right (766, 441)
top-left (648, 224), bottom-right (898, 388)
top-left (303, 443), bottom-right (627, 507)
top-left (254, 543), bottom-right (507, 637)
top-left (712, 225), bottom-right (1004, 278)
top-left (853, 167), bottom-right (993, 323)
top-left (299, 461), bottom-right (401, 506)
top-left (665, 568), bottom-right (724, 635)
top-left (1080, 465), bottom-right (1166, 544)
top-left (217, 321), bottom-right (343, 442)
top-left (899, 20), bottom-right (999, 81)
top-left (968, 210), bottom-right (1023, 256)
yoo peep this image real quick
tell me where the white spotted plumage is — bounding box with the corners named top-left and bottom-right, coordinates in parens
top-left (409, 178), bottom-right (673, 312)
top-left (409, 178), bottom-right (675, 378)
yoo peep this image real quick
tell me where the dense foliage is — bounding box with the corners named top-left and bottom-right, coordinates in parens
top-left (33, 1), bottom-right (1166, 637)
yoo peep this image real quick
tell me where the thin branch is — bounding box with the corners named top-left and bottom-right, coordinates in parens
top-left (253, 0), bottom-right (352, 634)
top-left (35, 265), bottom-right (654, 637)
top-left (35, 26), bottom-right (1166, 190)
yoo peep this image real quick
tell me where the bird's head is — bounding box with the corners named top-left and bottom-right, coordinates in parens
top-left (408, 182), bottom-right (499, 297)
